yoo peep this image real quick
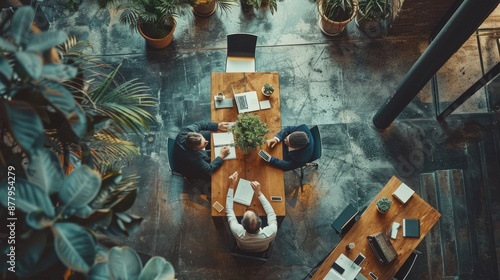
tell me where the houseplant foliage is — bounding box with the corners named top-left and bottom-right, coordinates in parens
top-left (318, 0), bottom-right (358, 36)
top-left (262, 83), bottom-right (274, 96)
top-left (0, 6), bottom-right (172, 278)
top-left (231, 113), bottom-right (269, 153)
top-left (190, 0), bottom-right (237, 17)
top-left (376, 196), bottom-right (392, 213)
top-left (241, 0), bottom-right (277, 14)
top-left (356, 0), bottom-right (392, 35)
top-left (113, 0), bottom-right (191, 48)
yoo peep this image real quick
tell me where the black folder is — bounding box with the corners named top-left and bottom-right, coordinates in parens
top-left (403, 218), bottom-right (420, 238)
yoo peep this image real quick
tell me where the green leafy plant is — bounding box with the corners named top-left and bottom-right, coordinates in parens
top-left (231, 113), bottom-right (269, 154)
top-left (0, 6), bottom-right (170, 278)
top-left (113, 0), bottom-right (191, 39)
top-left (262, 83), bottom-right (274, 95)
top-left (320, 0), bottom-right (355, 21)
top-left (376, 196), bottom-right (392, 213)
top-left (358, 0), bottom-right (391, 22)
top-left (243, 0), bottom-right (277, 14)
top-left (190, 0), bottom-right (237, 14)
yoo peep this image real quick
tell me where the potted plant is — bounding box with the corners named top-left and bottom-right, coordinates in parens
top-left (241, 0), bottom-right (277, 14)
top-left (376, 197), bottom-right (392, 213)
top-left (231, 113), bottom-right (269, 154)
top-left (355, 0), bottom-right (392, 36)
top-left (318, 0), bottom-right (358, 36)
top-left (262, 83), bottom-right (274, 96)
top-left (191, 0), bottom-right (237, 17)
top-left (113, 0), bottom-right (191, 49)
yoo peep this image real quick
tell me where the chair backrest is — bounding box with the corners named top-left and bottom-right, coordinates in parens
top-left (227, 33), bottom-right (257, 58)
top-left (167, 137), bottom-right (182, 175)
top-left (309, 125), bottom-right (322, 162)
top-left (230, 240), bottom-right (274, 262)
top-left (331, 204), bottom-right (358, 237)
top-left (393, 251), bottom-right (418, 280)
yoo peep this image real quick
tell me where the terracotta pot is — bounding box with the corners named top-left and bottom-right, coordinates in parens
top-left (138, 19), bottom-right (176, 49)
top-left (318, 0), bottom-right (357, 36)
top-left (193, 0), bottom-right (217, 17)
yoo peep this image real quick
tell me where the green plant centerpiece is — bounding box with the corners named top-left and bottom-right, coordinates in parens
top-left (318, 0), bottom-right (357, 36)
top-left (113, 0), bottom-right (191, 48)
top-left (262, 83), bottom-right (275, 96)
top-left (355, 0), bottom-right (392, 35)
top-left (231, 113), bottom-right (269, 154)
top-left (376, 196), bottom-right (392, 213)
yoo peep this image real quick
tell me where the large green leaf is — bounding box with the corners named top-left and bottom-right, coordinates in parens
top-left (26, 211), bottom-right (54, 229)
top-left (26, 30), bottom-right (68, 52)
top-left (139, 257), bottom-right (175, 280)
top-left (42, 64), bottom-right (78, 81)
top-left (59, 165), bottom-right (101, 208)
top-left (3, 100), bottom-right (44, 153)
top-left (108, 246), bottom-right (142, 280)
top-left (0, 178), bottom-right (54, 217)
top-left (26, 148), bottom-right (64, 194)
top-left (15, 51), bottom-right (43, 79)
top-left (10, 6), bottom-right (34, 45)
top-left (88, 262), bottom-right (110, 280)
top-left (52, 222), bottom-right (96, 273)
top-left (16, 230), bottom-right (50, 277)
top-left (0, 57), bottom-right (13, 79)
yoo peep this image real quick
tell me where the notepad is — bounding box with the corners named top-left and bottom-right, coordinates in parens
top-left (393, 182), bottom-right (415, 204)
top-left (233, 178), bottom-right (254, 206)
top-left (213, 132), bottom-right (236, 160)
top-left (403, 218), bottom-right (420, 238)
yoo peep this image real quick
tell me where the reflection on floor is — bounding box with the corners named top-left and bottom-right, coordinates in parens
top-left (42, 0), bottom-right (500, 279)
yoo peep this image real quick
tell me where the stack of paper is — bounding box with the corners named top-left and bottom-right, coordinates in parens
top-left (233, 178), bottom-right (254, 206)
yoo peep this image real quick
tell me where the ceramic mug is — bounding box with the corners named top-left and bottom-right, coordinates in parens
top-left (215, 92), bottom-right (224, 101)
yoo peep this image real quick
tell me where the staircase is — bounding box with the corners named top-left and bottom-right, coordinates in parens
top-left (418, 122), bottom-right (500, 279)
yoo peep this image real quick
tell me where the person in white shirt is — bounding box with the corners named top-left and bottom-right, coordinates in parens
top-left (226, 171), bottom-right (278, 252)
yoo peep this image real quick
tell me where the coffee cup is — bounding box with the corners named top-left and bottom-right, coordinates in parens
top-left (215, 92), bottom-right (224, 101)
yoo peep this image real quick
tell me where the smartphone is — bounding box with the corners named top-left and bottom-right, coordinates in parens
top-left (212, 201), bottom-right (224, 212)
top-left (331, 262), bottom-right (345, 274)
top-left (369, 272), bottom-right (378, 280)
top-left (271, 196), bottom-right (282, 202)
top-left (258, 150), bottom-right (271, 162)
top-left (354, 253), bottom-right (366, 265)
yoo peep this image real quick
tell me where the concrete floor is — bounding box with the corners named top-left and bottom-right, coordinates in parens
top-left (40, 0), bottom-right (500, 279)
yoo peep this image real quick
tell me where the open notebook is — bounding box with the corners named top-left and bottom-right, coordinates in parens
top-left (233, 178), bottom-right (254, 206)
top-left (212, 132), bottom-right (236, 160)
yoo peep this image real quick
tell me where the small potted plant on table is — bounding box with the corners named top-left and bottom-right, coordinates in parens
top-left (262, 83), bottom-right (274, 96)
top-left (376, 196), bottom-right (392, 213)
top-left (231, 113), bottom-right (269, 154)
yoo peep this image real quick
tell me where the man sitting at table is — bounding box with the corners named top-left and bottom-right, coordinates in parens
top-left (173, 121), bottom-right (231, 182)
top-left (226, 171), bottom-right (277, 252)
top-left (264, 124), bottom-right (314, 171)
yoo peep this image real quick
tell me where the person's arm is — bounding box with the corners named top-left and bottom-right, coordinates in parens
top-left (268, 156), bottom-right (305, 171)
top-left (226, 172), bottom-right (244, 235)
top-left (253, 185), bottom-right (277, 237)
top-left (197, 154), bottom-right (225, 175)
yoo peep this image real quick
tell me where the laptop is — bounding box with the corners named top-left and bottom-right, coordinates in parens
top-left (234, 91), bottom-right (261, 113)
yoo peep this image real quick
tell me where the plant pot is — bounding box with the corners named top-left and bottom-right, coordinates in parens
top-left (355, 9), bottom-right (391, 37)
top-left (262, 87), bottom-right (273, 96)
top-left (240, 0), bottom-right (253, 12)
top-left (376, 206), bottom-right (388, 213)
top-left (193, 0), bottom-right (217, 17)
top-left (138, 19), bottom-right (176, 49)
top-left (318, 0), bottom-right (357, 36)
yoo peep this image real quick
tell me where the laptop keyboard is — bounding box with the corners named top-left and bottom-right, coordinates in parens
top-left (236, 95), bottom-right (248, 110)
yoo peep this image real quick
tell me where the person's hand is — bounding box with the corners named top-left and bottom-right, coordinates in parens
top-left (219, 146), bottom-right (230, 158)
top-left (228, 171), bottom-right (238, 189)
top-left (250, 181), bottom-right (262, 196)
top-left (218, 122), bottom-right (230, 132)
top-left (266, 138), bottom-right (278, 148)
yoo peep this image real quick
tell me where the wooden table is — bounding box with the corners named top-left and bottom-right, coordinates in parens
top-left (311, 176), bottom-right (441, 280)
top-left (210, 72), bottom-right (285, 220)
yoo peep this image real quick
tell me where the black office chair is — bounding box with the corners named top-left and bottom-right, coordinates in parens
top-left (226, 33), bottom-right (257, 72)
top-left (298, 125), bottom-right (322, 191)
top-left (167, 137), bottom-right (197, 184)
top-left (230, 239), bottom-right (274, 262)
top-left (331, 204), bottom-right (359, 238)
top-left (392, 251), bottom-right (419, 280)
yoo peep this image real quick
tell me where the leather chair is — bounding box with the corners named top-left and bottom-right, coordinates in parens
top-left (331, 204), bottom-right (359, 238)
top-left (230, 239), bottom-right (274, 262)
top-left (392, 251), bottom-right (419, 280)
top-left (226, 33), bottom-right (257, 72)
top-left (167, 137), bottom-right (197, 184)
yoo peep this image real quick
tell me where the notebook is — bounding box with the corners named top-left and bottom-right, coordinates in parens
top-left (233, 178), bottom-right (254, 206)
top-left (392, 182), bottom-right (415, 204)
top-left (403, 218), bottom-right (420, 238)
top-left (214, 97), bottom-right (234, 109)
top-left (212, 132), bottom-right (236, 160)
top-left (234, 91), bottom-right (260, 113)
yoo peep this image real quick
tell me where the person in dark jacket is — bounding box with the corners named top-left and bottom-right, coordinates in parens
top-left (173, 121), bottom-right (231, 181)
top-left (264, 124), bottom-right (313, 171)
